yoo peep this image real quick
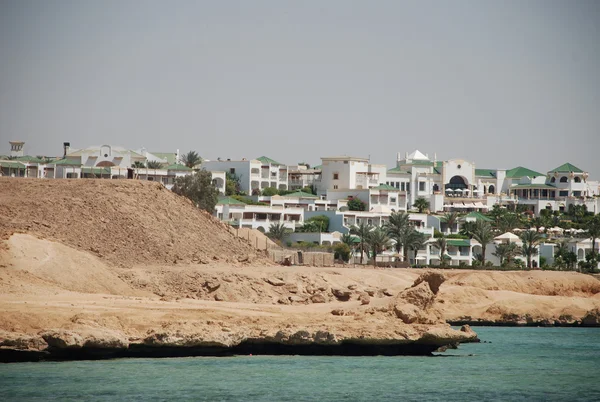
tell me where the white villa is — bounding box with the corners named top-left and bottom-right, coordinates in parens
top-left (202, 156), bottom-right (289, 194)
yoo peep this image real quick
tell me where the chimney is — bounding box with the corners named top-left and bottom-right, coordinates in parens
top-left (9, 141), bottom-right (25, 158)
top-left (63, 142), bottom-right (70, 158)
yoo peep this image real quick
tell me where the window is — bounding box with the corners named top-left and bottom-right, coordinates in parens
top-left (406, 183), bottom-right (410, 193)
top-left (574, 177), bottom-right (581, 183)
top-left (66, 172), bottom-right (78, 178)
top-left (344, 161), bottom-right (348, 164)
top-left (419, 182), bottom-right (425, 191)
top-left (390, 197), bottom-right (397, 203)
top-left (230, 168), bottom-right (235, 174)
top-left (560, 176), bottom-right (568, 183)
top-left (333, 173), bottom-right (339, 180)
top-left (559, 191), bottom-right (568, 197)
top-left (395, 182), bottom-right (400, 189)
top-left (401, 183), bottom-right (405, 191)
top-left (550, 177), bottom-right (556, 183)
top-left (333, 185), bottom-right (338, 189)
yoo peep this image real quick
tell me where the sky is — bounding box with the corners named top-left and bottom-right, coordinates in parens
top-left (0, 0), bottom-right (599, 176)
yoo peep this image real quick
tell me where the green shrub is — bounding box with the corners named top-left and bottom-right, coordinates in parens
top-left (333, 243), bottom-right (351, 262)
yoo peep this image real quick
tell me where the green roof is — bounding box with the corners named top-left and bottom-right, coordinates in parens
top-left (372, 184), bottom-right (397, 191)
top-left (217, 196), bottom-right (246, 205)
top-left (49, 158), bottom-right (81, 166)
top-left (283, 191), bottom-right (318, 199)
top-left (15, 155), bottom-right (46, 163)
top-left (0, 161), bottom-right (26, 169)
top-left (549, 163), bottom-right (583, 174)
top-left (151, 152), bottom-right (178, 165)
top-left (387, 167), bottom-right (410, 174)
top-left (465, 212), bottom-right (493, 222)
top-left (313, 165), bottom-right (322, 170)
top-left (475, 169), bottom-right (496, 178)
top-left (510, 184), bottom-right (556, 189)
top-left (349, 235), bottom-right (361, 243)
top-left (506, 166), bottom-right (544, 179)
top-left (82, 167), bottom-right (111, 175)
top-left (166, 163), bottom-right (193, 171)
top-left (256, 156), bottom-right (283, 166)
top-left (447, 239), bottom-right (471, 247)
top-left (407, 160), bottom-right (434, 166)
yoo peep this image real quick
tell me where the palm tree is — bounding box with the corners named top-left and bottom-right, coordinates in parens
top-left (492, 242), bottom-right (521, 266)
top-left (384, 211), bottom-right (410, 254)
top-left (413, 197), bottom-right (429, 213)
top-left (442, 212), bottom-right (460, 234)
top-left (147, 160), bottom-right (163, 169)
top-left (400, 228), bottom-right (427, 264)
top-left (520, 230), bottom-right (542, 268)
top-left (350, 221), bottom-right (372, 264)
top-left (434, 237), bottom-right (448, 267)
top-left (366, 226), bottom-right (391, 267)
top-left (497, 213), bottom-right (520, 233)
top-left (585, 214), bottom-right (600, 255)
top-left (132, 161), bottom-right (146, 168)
top-left (471, 220), bottom-right (494, 266)
top-left (268, 222), bottom-right (290, 241)
top-left (487, 205), bottom-right (506, 228)
top-left (459, 221), bottom-right (477, 239)
top-left (183, 151), bottom-right (202, 168)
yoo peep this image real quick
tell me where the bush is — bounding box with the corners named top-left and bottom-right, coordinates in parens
top-left (447, 234), bottom-right (468, 239)
top-left (262, 187), bottom-right (278, 196)
top-left (306, 215), bottom-right (330, 232)
top-left (434, 229), bottom-right (443, 238)
top-left (348, 198), bottom-right (366, 211)
top-left (333, 243), bottom-right (351, 262)
top-left (172, 170), bottom-right (219, 213)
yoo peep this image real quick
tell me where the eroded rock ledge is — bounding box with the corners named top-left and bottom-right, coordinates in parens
top-left (0, 273), bottom-right (480, 363)
top-left (0, 325), bottom-right (478, 363)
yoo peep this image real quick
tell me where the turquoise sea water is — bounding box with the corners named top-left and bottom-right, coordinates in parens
top-left (1, 327), bottom-right (599, 401)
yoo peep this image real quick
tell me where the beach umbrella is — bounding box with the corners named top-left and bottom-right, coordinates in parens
top-left (495, 232), bottom-right (521, 243)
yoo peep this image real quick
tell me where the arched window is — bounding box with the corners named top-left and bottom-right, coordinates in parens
top-left (574, 177), bottom-right (581, 183)
top-left (550, 177), bottom-right (556, 183)
top-left (560, 176), bottom-right (568, 183)
top-left (488, 185), bottom-right (495, 194)
top-left (446, 176), bottom-right (467, 191)
top-left (433, 184), bottom-right (439, 192)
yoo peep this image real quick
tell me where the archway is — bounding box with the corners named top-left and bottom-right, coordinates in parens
top-left (488, 185), bottom-right (495, 194)
top-left (445, 176), bottom-right (468, 191)
top-left (433, 184), bottom-right (439, 192)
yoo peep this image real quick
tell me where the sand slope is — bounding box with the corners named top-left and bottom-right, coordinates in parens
top-left (0, 178), bottom-right (267, 267)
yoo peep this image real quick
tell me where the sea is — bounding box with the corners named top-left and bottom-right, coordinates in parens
top-left (1, 327), bottom-right (599, 401)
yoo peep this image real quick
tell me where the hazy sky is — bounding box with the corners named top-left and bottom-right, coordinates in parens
top-left (1, 0), bottom-right (599, 176)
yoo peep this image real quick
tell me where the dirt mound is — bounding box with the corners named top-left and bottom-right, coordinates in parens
top-left (0, 178), bottom-right (268, 267)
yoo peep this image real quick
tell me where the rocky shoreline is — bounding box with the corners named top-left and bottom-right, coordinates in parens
top-left (0, 325), bottom-right (480, 363)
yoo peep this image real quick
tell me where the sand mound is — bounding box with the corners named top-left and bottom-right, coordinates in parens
top-left (0, 178), bottom-right (267, 267)
top-left (0, 234), bottom-right (143, 296)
